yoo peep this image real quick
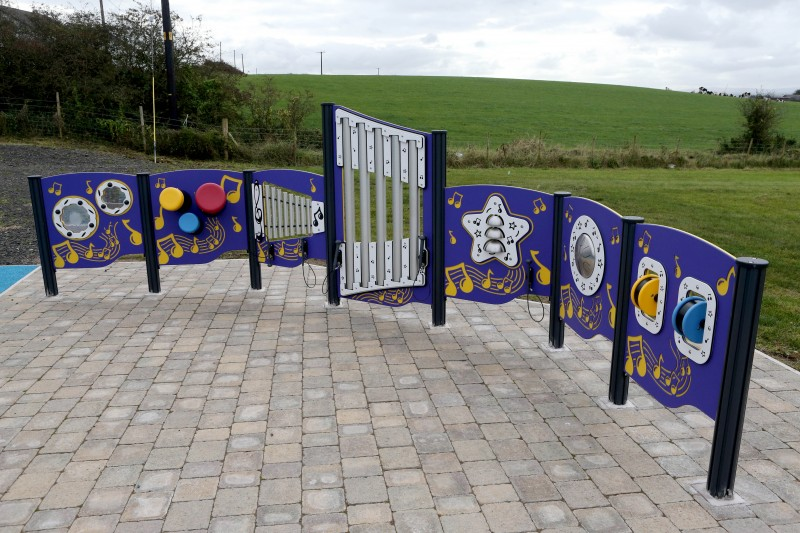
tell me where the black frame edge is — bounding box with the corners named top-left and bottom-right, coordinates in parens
top-left (322, 103), bottom-right (340, 307)
top-left (548, 192), bottom-right (571, 347)
top-left (243, 170), bottom-right (262, 290)
top-left (609, 215), bottom-right (645, 405)
top-left (136, 173), bottom-right (160, 293)
top-left (28, 175), bottom-right (58, 296)
top-left (431, 130), bottom-right (447, 327)
top-left (707, 257), bottom-right (768, 498)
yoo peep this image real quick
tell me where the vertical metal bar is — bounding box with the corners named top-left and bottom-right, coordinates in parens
top-left (27, 176), bottom-right (58, 296)
top-left (609, 216), bottom-right (645, 405)
top-left (322, 102), bottom-right (340, 306)
top-left (549, 192), bottom-right (571, 347)
top-left (342, 117), bottom-right (355, 290)
top-left (408, 141), bottom-right (419, 280)
top-left (280, 191), bottom-right (287, 238)
top-left (391, 135), bottom-right (402, 282)
top-left (137, 173), bottom-right (161, 293)
top-left (374, 128), bottom-right (386, 286)
top-left (301, 197), bottom-right (308, 235)
top-left (271, 186), bottom-right (278, 239)
top-left (431, 131), bottom-right (447, 326)
top-left (289, 193), bottom-right (296, 236)
top-left (264, 185), bottom-right (273, 240)
top-left (358, 123), bottom-right (371, 287)
top-left (707, 257), bottom-right (768, 499)
top-left (243, 170), bottom-right (262, 289)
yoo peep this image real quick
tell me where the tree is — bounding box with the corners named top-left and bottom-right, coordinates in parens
top-left (740, 96), bottom-right (782, 151)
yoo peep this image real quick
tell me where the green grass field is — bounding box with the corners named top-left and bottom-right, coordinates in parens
top-left (242, 75), bottom-right (800, 151)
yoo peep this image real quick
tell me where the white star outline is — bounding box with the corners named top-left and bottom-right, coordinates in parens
top-left (461, 193), bottom-right (532, 268)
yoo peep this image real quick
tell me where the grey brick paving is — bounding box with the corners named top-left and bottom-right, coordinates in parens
top-left (2, 260), bottom-right (800, 531)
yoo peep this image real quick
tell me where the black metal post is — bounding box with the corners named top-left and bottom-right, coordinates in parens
top-left (322, 103), bottom-right (340, 307)
top-left (243, 170), bottom-right (262, 290)
top-left (136, 173), bottom-right (160, 293)
top-left (431, 130), bottom-right (447, 327)
top-left (609, 216), bottom-right (645, 405)
top-left (28, 176), bottom-right (58, 296)
top-left (707, 257), bottom-right (768, 498)
top-left (160, 0), bottom-right (178, 128)
top-left (548, 192), bottom-right (571, 347)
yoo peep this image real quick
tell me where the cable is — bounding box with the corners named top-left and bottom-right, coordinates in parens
top-left (526, 260), bottom-right (545, 323)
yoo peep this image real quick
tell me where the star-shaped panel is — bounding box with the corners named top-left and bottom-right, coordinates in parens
top-left (461, 194), bottom-right (531, 267)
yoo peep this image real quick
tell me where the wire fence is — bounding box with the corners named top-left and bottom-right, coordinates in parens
top-left (2, 97), bottom-right (799, 169)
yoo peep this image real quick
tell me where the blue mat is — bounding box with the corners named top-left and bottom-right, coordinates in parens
top-left (0, 265), bottom-right (38, 295)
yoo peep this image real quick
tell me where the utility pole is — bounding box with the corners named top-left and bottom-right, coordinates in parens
top-left (241, 53), bottom-right (244, 74)
top-left (318, 51), bottom-right (325, 75)
top-left (161, 0), bottom-right (178, 128)
top-left (99, 0), bottom-right (105, 25)
top-left (376, 68), bottom-right (380, 75)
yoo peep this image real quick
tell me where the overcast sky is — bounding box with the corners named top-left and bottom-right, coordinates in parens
top-left (14, 0), bottom-right (800, 93)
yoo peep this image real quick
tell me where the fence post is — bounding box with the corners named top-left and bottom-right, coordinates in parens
top-left (432, 130), bottom-right (447, 327)
top-left (322, 103), bottom-right (340, 307)
top-left (222, 118), bottom-right (229, 161)
top-left (55, 92), bottom-right (63, 139)
top-left (139, 106), bottom-right (146, 152)
top-left (707, 257), bottom-right (768, 498)
top-left (548, 192), bottom-right (571, 348)
top-left (609, 216), bottom-right (645, 405)
top-left (28, 176), bottom-right (58, 296)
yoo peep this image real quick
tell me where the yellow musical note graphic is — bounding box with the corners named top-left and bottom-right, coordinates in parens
top-left (121, 219), bottom-right (142, 245)
top-left (232, 216), bottom-right (242, 233)
top-left (449, 230), bottom-right (457, 245)
top-left (482, 269), bottom-right (495, 289)
top-left (606, 283), bottom-right (616, 328)
top-left (559, 284), bottom-right (573, 319)
top-left (220, 174), bottom-right (243, 204)
top-left (625, 353), bottom-right (634, 375)
top-left (636, 350), bottom-right (647, 377)
top-left (444, 263), bottom-right (474, 297)
top-left (716, 266), bottom-right (735, 296)
top-left (310, 178), bottom-right (317, 193)
top-left (154, 206), bottom-right (165, 230)
top-left (85, 180), bottom-right (93, 194)
top-left (529, 250), bottom-right (551, 285)
top-left (562, 245), bottom-right (568, 262)
top-left (278, 241), bottom-right (286, 256)
top-left (447, 191), bottom-right (463, 209)
top-left (674, 255), bottom-right (682, 278)
top-left (610, 227), bottom-right (620, 245)
top-left (565, 205), bottom-right (574, 223)
top-left (156, 234), bottom-right (184, 265)
top-left (191, 237), bottom-right (199, 253)
top-left (653, 354), bottom-right (664, 380)
top-left (52, 241), bottom-right (79, 268)
top-left (47, 182), bottom-right (62, 196)
top-left (155, 177), bottom-right (166, 189)
top-left (532, 198), bottom-right (547, 215)
top-left (637, 230), bottom-right (652, 254)
top-left (84, 243), bottom-right (95, 259)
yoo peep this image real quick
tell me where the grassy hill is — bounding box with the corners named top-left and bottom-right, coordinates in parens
top-left (241, 75), bottom-right (800, 151)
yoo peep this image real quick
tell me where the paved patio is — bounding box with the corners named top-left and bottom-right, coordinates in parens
top-left (1, 259), bottom-right (799, 533)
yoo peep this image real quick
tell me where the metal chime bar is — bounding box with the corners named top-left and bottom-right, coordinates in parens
top-left (374, 128), bottom-right (385, 286)
top-left (391, 135), bottom-right (403, 282)
top-left (358, 123), bottom-right (371, 288)
top-left (342, 117), bottom-right (356, 290)
top-left (408, 141), bottom-right (419, 279)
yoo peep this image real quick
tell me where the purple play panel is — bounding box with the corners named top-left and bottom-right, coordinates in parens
top-left (253, 169), bottom-right (325, 268)
top-left (149, 170), bottom-right (248, 266)
top-left (559, 197), bottom-right (623, 342)
top-left (41, 173), bottom-right (143, 269)
top-left (443, 185), bottom-right (553, 304)
top-left (331, 105), bottom-right (434, 308)
top-left (624, 223), bottom-right (736, 419)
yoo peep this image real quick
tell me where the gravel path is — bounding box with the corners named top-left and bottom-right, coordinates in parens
top-left (0, 143), bottom-right (172, 265)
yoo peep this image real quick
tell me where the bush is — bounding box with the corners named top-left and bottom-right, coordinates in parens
top-left (156, 128), bottom-right (225, 160)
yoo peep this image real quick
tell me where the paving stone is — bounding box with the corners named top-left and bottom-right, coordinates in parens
top-left (67, 514), bottom-right (120, 533)
top-left (482, 501), bottom-right (536, 532)
top-left (347, 503), bottom-right (393, 526)
top-left (120, 491), bottom-right (172, 521)
top-left (79, 486), bottom-right (132, 515)
top-left (441, 512), bottom-right (490, 533)
top-left (573, 506), bottom-right (630, 532)
top-left (209, 514), bottom-right (255, 533)
top-left (526, 500), bottom-right (580, 529)
top-left (345, 476), bottom-right (389, 504)
top-left (24, 508), bottom-right (79, 531)
top-left (393, 508), bottom-right (444, 533)
top-left (302, 488), bottom-right (346, 514)
top-left (213, 486), bottom-right (259, 517)
top-left (256, 504), bottom-right (301, 526)
top-left (260, 478), bottom-right (301, 505)
top-left (556, 480), bottom-right (610, 509)
top-left (659, 500), bottom-right (719, 529)
top-left (0, 500), bottom-right (39, 526)
top-left (163, 500), bottom-right (213, 531)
